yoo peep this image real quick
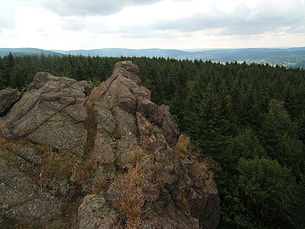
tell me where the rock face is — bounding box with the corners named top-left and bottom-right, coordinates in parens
top-left (0, 88), bottom-right (21, 116)
top-left (0, 61), bottom-right (220, 229)
top-left (3, 72), bottom-right (92, 155)
top-left (0, 159), bottom-right (63, 226)
top-left (80, 61), bottom-right (220, 229)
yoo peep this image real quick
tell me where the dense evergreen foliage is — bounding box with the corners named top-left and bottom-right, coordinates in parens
top-left (1, 54), bottom-right (305, 229)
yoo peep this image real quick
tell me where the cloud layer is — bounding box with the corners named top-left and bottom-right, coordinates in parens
top-left (42, 0), bottom-right (163, 16)
top-left (0, 0), bottom-right (305, 49)
top-left (130, 0), bottom-right (305, 35)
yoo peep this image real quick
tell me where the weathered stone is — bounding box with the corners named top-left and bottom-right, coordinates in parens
top-left (3, 72), bottom-right (88, 155)
top-left (137, 112), bottom-right (168, 152)
top-left (78, 194), bottom-right (123, 229)
top-left (16, 147), bottom-right (42, 165)
top-left (0, 61), bottom-right (219, 229)
top-left (79, 61), bottom-right (220, 229)
top-left (0, 159), bottom-right (63, 227)
top-left (0, 88), bottom-right (22, 116)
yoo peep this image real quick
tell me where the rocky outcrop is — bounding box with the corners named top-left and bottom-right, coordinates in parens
top-left (79, 61), bottom-right (220, 229)
top-left (0, 61), bottom-right (220, 229)
top-left (2, 73), bottom-right (92, 155)
top-left (0, 88), bottom-right (21, 116)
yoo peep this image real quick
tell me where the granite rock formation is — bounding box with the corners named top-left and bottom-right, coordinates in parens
top-left (2, 73), bottom-right (92, 155)
top-left (0, 61), bottom-right (220, 229)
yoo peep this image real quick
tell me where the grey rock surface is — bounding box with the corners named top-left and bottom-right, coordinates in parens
top-left (0, 62), bottom-right (220, 229)
top-left (78, 61), bottom-right (220, 229)
top-left (78, 194), bottom-right (123, 229)
top-left (0, 159), bottom-right (63, 226)
top-left (4, 72), bottom-right (90, 155)
top-left (0, 88), bottom-right (22, 116)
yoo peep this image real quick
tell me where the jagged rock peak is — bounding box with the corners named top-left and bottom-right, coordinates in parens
top-left (112, 61), bottom-right (141, 83)
top-left (80, 61), bottom-right (220, 229)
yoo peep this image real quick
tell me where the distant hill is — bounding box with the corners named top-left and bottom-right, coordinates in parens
top-left (2, 47), bottom-right (305, 67)
top-left (295, 60), bottom-right (305, 69)
top-left (56, 48), bottom-right (188, 58)
top-left (0, 48), bottom-right (63, 57)
top-left (54, 47), bottom-right (305, 67)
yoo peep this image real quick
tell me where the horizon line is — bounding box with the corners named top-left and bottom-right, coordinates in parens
top-left (1, 46), bottom-right (305, 52)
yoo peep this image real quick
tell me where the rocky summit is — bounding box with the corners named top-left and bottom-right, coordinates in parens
top-left (0, 61), bottom-right (220, 229)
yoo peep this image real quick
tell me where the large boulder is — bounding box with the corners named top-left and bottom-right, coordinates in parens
top-left (3, 73), bottom-right (92, 155)
top-left (0, 88), bottom-right (22, 116)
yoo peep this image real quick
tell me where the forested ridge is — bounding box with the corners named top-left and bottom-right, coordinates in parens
top-left (1, 54), bottom-right (305, 229)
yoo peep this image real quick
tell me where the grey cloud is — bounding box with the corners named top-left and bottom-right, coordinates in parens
top-left (147, 3), bottom-right (305, 35)
top-left (47, 0), bottom-right (305, 39)
top-left (43, 0), bottom-right (162, 16)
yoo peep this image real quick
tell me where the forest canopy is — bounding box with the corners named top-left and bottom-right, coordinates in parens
top-left (0, 54), bottom-right (304, 229)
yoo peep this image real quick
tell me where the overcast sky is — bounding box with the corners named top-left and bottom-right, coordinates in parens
top-left (0, 0), bottom-right (304, 50)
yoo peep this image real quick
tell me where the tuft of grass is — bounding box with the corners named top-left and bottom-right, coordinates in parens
top-left (174, 134), bottom-right (190, 159)
top-left (112, 164), bottom-right (145, 227)
top-left (174, 134), bottom-right (190, 152)
top-left (69, 155), bottom-right (93, 182)
top-left (92, 180), bottom-right (112, 194)
top-left (0, 151), bottom-right (16, 163)
top-left (33, 144), bottom-right (50, 155)
top-left (40, 151), bottom-right (94, 182)
top-left (42, 159), bottom-right (71, 178)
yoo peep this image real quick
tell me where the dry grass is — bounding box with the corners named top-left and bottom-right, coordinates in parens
top-left (70, 156), bottom-right (93, 182)
top-left (112, 163), bottom-right (145, 228)
top-left (0, 137), bottom-right (94, 229)
top-left (92, 180), bottom-right (112, 194)
top-left (0, 138), bottom-right (32, 165)
top-left (173, 134), bottom-right (191, 160)
top-left (40, 151), bottom-right (93, 184)
top-left (0, 137), bottom-right (94, 191)
top-left (0, 150), bottom-right (16, 163)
